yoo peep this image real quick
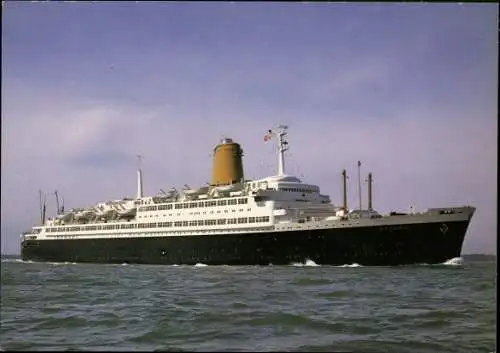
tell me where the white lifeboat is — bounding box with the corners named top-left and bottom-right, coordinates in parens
top-left (214, 183), bottom-right (242, 193)
top-left (183, 186), bottom-right (209, 196)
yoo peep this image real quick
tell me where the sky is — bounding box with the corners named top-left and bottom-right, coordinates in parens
top-left (1, 2), bottom-right (497, 255)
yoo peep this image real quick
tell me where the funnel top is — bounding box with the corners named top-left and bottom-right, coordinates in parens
top-left (220, 137), bottom-right (233, 144)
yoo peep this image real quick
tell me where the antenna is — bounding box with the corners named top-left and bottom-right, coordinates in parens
top-left (136, 154), bottom-right (144, 199)
top-left (357, 161), bottom-right (362, 210)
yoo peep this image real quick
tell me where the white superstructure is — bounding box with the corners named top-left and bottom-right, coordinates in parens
top-left (22, 126), bottom-right (352, 241)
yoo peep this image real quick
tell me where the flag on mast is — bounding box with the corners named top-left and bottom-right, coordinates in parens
top-left (264, 129), bottom-right (273, 142)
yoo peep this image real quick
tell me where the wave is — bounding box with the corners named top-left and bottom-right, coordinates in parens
top-left (290, 259), bottom-right (320, 267)
top-left (1, 259), bottom-right (33, 264)
top-left (442, 257), bottom-right (464, 266)
top-left (336, 263), bottom-right (362, 268)
top-left (194, 263), bottom-right (208, 267)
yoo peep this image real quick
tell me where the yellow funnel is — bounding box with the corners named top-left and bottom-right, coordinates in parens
top-left (211, 138), bottom-right (244, 186)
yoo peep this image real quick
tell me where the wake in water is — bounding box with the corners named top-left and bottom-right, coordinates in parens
top-left (411, 257), bottom-right (464, 267)
top-left (442, 257), bottom-right (464, 266)
top-left (1, 259), bottom-right (33, 264)
top-left (194, 263), bottom-right (208, 267)
top-left (290, 259), bottom-right (320, 267)
top-left (336, 263), bottom-right (362, 268)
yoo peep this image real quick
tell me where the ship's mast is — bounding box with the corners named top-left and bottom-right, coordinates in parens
top-left (270, 125), bottom-right (289, 176)
top-left (54, 190), bottom-right (60, 215)
top-left (136, 154), bottom-right (144, 199)
top-left (37, 190), bottom-right (47, 225)
top-left (366, 172), bottom-right (373, 211)
top-left (60, 195), bottom-right (65, 214)
top-left (357, 161), bottom-right (362, 210)
top-left (39, 189), bottom-right (44, 224)
top-left (341, 169), bottom-right (348, 212)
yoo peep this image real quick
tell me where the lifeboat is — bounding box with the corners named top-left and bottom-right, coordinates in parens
top-left (213, 183), bottom-right (242, 194)
top-left (115, 200), bottom-right (137, 218)
top-left (56, 211), bottom-right (75, 222)
top-left (183, 185), bottom-right (209, 197)
top-left (94, 202), bottom-right (115, 218)
top-left (74, 208), bottom-right (97, 220)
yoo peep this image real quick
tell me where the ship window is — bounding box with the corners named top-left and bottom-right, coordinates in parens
top-left (217, 219), bottom-right (226, 225)
top-left (248, 217), bottom-right (256, 223)
top-left (228, 199), bottom-right (237, 205)
top-left (166, 204), bottom-right (173, 210)
top-left (204, 201), bottom-right (210, 207)
top-left (224, 210), bottom-right (228, 213)
top-left (166, 222), bottom-right (172, 227)
top-left (174, 221), bottom-right (182, 227)
top-left (228, 219), bottom-right (237, 225)
top-left (189, 221), bottom-right (197, 226)
top-left (217, 200), bottom-right (227, 206)
top-left (197, 220), bottom-right (204, 226)
top-left (264, 216), bottom-right (270, 222)
top-left (175, 204), bottom-right (182, 209)
top-left (189, 203), bottom-right (197, 208)
top-left (238, 198), bottom-right (248, 204)
top-left (150, 223), bottom-right (157, 228)
top-left (182, 221), bottom-right (188, 227)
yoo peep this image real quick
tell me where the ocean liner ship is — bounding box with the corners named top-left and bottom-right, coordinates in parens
top-left (21, 126), bottom-right (475, 265)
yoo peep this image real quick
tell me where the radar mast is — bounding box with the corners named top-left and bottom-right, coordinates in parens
top-left (265, 125), bottom-right (289, 176)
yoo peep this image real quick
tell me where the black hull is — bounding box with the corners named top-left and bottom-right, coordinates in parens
top-left (21, 220), bottom-right (470, 266)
